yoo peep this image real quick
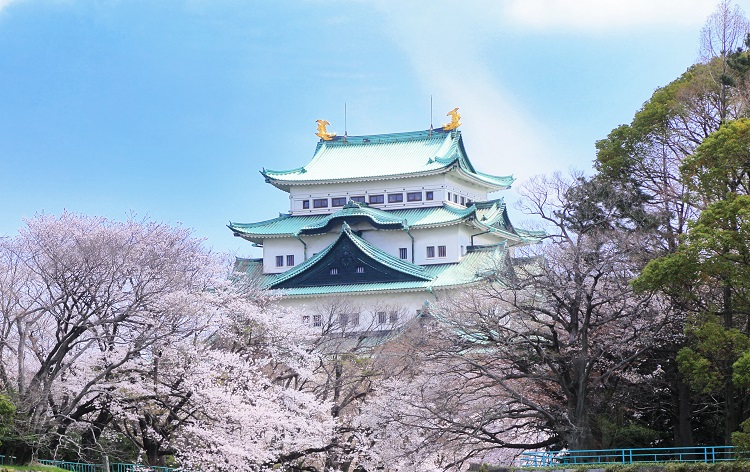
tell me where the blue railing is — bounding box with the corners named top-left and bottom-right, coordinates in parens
top-left (0, 455), bottom-right (187, 472)
top-left (519, 446), bottom-right (737, 467)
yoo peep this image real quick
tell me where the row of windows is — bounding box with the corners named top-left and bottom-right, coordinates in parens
top-left (302, 312), bottom-right (398, 328)
top-left (447, 191), bottom-right (473, 207)
top-left (377, 311), bottom-right (399, 324)
top-left (326, 266), bottom-right (367, 276)
top-left (426, 245), bottom-right (447, 258)
top-left (301, 191), bottom-right (435, 209)
top-left (275, 254), bottom-right (295, 267)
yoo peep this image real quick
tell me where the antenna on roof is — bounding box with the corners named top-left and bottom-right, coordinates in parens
top-left (344, 102), bottom-right (348, 143)
top-left (429, 95), bottom-right (433, 136)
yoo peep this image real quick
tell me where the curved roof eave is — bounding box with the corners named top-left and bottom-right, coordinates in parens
top-left (263, 167), bottom-right (453, 191)
top-left (269, 285), bottom-right (432, 298)
top-left (454, 166), bottom-right (514, 191)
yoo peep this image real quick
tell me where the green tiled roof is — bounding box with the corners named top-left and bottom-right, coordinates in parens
top-left (235, 241), bottom-right (509, 297)
top-left (229, 201), bottom-right (483, 240)
top-left (229, 198), bottom-right (545, 245)
top-left (261, 129), bottom-right (514, 190)
top-left (228, 213), bottom-right (322, 239)
top-left (387, 204), bottom-right (475, 227)
top-left (299, 201), bottom-right (407, 234)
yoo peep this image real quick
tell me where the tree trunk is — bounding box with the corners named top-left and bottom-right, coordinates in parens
top-left (567, 357), bottom-right (594, 451)
top-left (673, 374), bottom-right (695, 447)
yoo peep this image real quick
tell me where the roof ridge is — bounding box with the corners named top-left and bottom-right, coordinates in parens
top-left (322, 128), bottom-right (451, 143)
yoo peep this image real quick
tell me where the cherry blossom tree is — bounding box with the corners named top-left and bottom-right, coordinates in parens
top-left (357, 173), bottom-right (670, 469)
top-left (0, 213), bottom-right (335, 470)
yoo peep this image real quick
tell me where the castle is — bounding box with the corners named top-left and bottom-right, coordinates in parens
top-left (230, 115), bottom-right (541, 330)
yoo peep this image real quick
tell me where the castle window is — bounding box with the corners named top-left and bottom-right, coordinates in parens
top-left (286, 254), bottom-right (295, 266)
top-left (302, 315), bottom-right (310, 324)
top-left (399, 247), bottom-right (408, 259)
top-left (302, 200), bottom-right (310, 209)
top-left (351, 313), bottom-right (360, 326)
top-left (275, 255), bottom-right (284, 267)
top-left (356, 266), bottom-right (365, 274)
top-left (466, 199), bottom-right (473, 206)
top-left (313, 198), bottom-right (328, 208)
top-left (460, 196), bottom-right (465, 206)
top-left (330, 268), bottom-right (338, 275)
top-left (426, 246), bottom-right (435, 258)
top-left (426, 191), bottom-right (434, 200)
top-left (407, 192), bottom-right (422, 202)
top-left (331, 197), bottom-right (346, 207)
top-left (453, 194), bottom-right (458, 203)
top-left (388, 193), bottom-right (404, 203)
top-left (351, 196), bottom-right (366, 203)
top-left (369, 194), bottom-right (384, 204)
top-left (313, 315), bottom-right (322, 327)
top-left (339, 313), bottom-right (349, 327)
top-left (438, 246), bottom-right (447, 258)
top-left (389, 311), bottom-right (398, 323)
top-left (377, 312), bottom-right (387, 324)
top-left (447, 192), bottom-right (451, 200)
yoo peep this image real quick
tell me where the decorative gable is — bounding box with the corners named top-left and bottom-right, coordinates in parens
top-left (271, 223), bottom-right (431, 289)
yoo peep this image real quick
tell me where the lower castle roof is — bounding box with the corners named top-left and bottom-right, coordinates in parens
top-left (229, 199), bottom-right (544, 244)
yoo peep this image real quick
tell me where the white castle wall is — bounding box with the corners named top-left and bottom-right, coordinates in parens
top-left (276, 289), bottom-right (437, 331)
top-left (287, 173), bottom-right (492, 215)
top-left (262, 222), bottom-right (512, 274)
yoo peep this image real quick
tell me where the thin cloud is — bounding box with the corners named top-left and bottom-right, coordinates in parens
top-left (373, 1), bottom-right (557, 180)
top-left (0, 0), bottom-right (16, 12)
top-left (504, 0), bottom-right (718, 33)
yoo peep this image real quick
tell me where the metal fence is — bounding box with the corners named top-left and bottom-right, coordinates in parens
top-left (519, 445), bottom-right (738, 467)
top-left (0, 455), bottom-right (187, 472)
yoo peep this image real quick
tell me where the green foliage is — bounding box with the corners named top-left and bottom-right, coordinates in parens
top-left (733, 351), bottom-right (750, 389)
top-left (732, 417), bottom-right (750, 457)
top-left (682, 119), bottom-right (750, 200)
top-left (676, 316), bottom-right (750, 394)
top-left (595, 63), bottom-right (717, 179)
top-left (677, 347), bottom-right (720, 394)
top-left (0, 394), bottom-right (15, 446)
top-left (594, 414), bottom-right (663, 449)
top-left (632, 250), bottom-right (699, 296)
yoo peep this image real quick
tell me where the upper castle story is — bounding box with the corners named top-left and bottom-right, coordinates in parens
top-left (260, 127), bottom-right (514, 215)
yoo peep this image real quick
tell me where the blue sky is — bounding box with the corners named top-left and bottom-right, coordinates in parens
top-left (0, 0), bottom-right (742, 256)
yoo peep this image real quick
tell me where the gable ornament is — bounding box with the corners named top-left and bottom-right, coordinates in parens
top-left (443, 108), bottom-right (461, 131)
top-left (315, 119), bottom-right (337, 141)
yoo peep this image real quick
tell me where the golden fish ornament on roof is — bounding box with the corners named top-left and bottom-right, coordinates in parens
top-left (443, 108), bottom-right (461, 131)
top-left (315, 119), bottom-right (336, 141)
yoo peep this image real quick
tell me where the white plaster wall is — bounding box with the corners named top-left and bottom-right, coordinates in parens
top-left (262, 238), bottom-right (305, 274)
top-left (410, 225), bottom-right (463, 265)
top-left (288, 174), bottom-right (448, 215)
top-left (457, 225), bottom-right (480, 255)
top-left (285, 173), bottom-right (513, 216)
top-left (358, 228), bottom-right (415, 261)
top-left (277, 290), bottom-right (436, 330)
top-left (471, 228), bottom-right (525, 248)
top-left (276, 285), bottom-right (466, 332)
top-left (444, 174), bottom-right (492, 206)
top-left (302, 233), bottom-right (340, 259)
top-left (262, 233), bottom-right (342, 273)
